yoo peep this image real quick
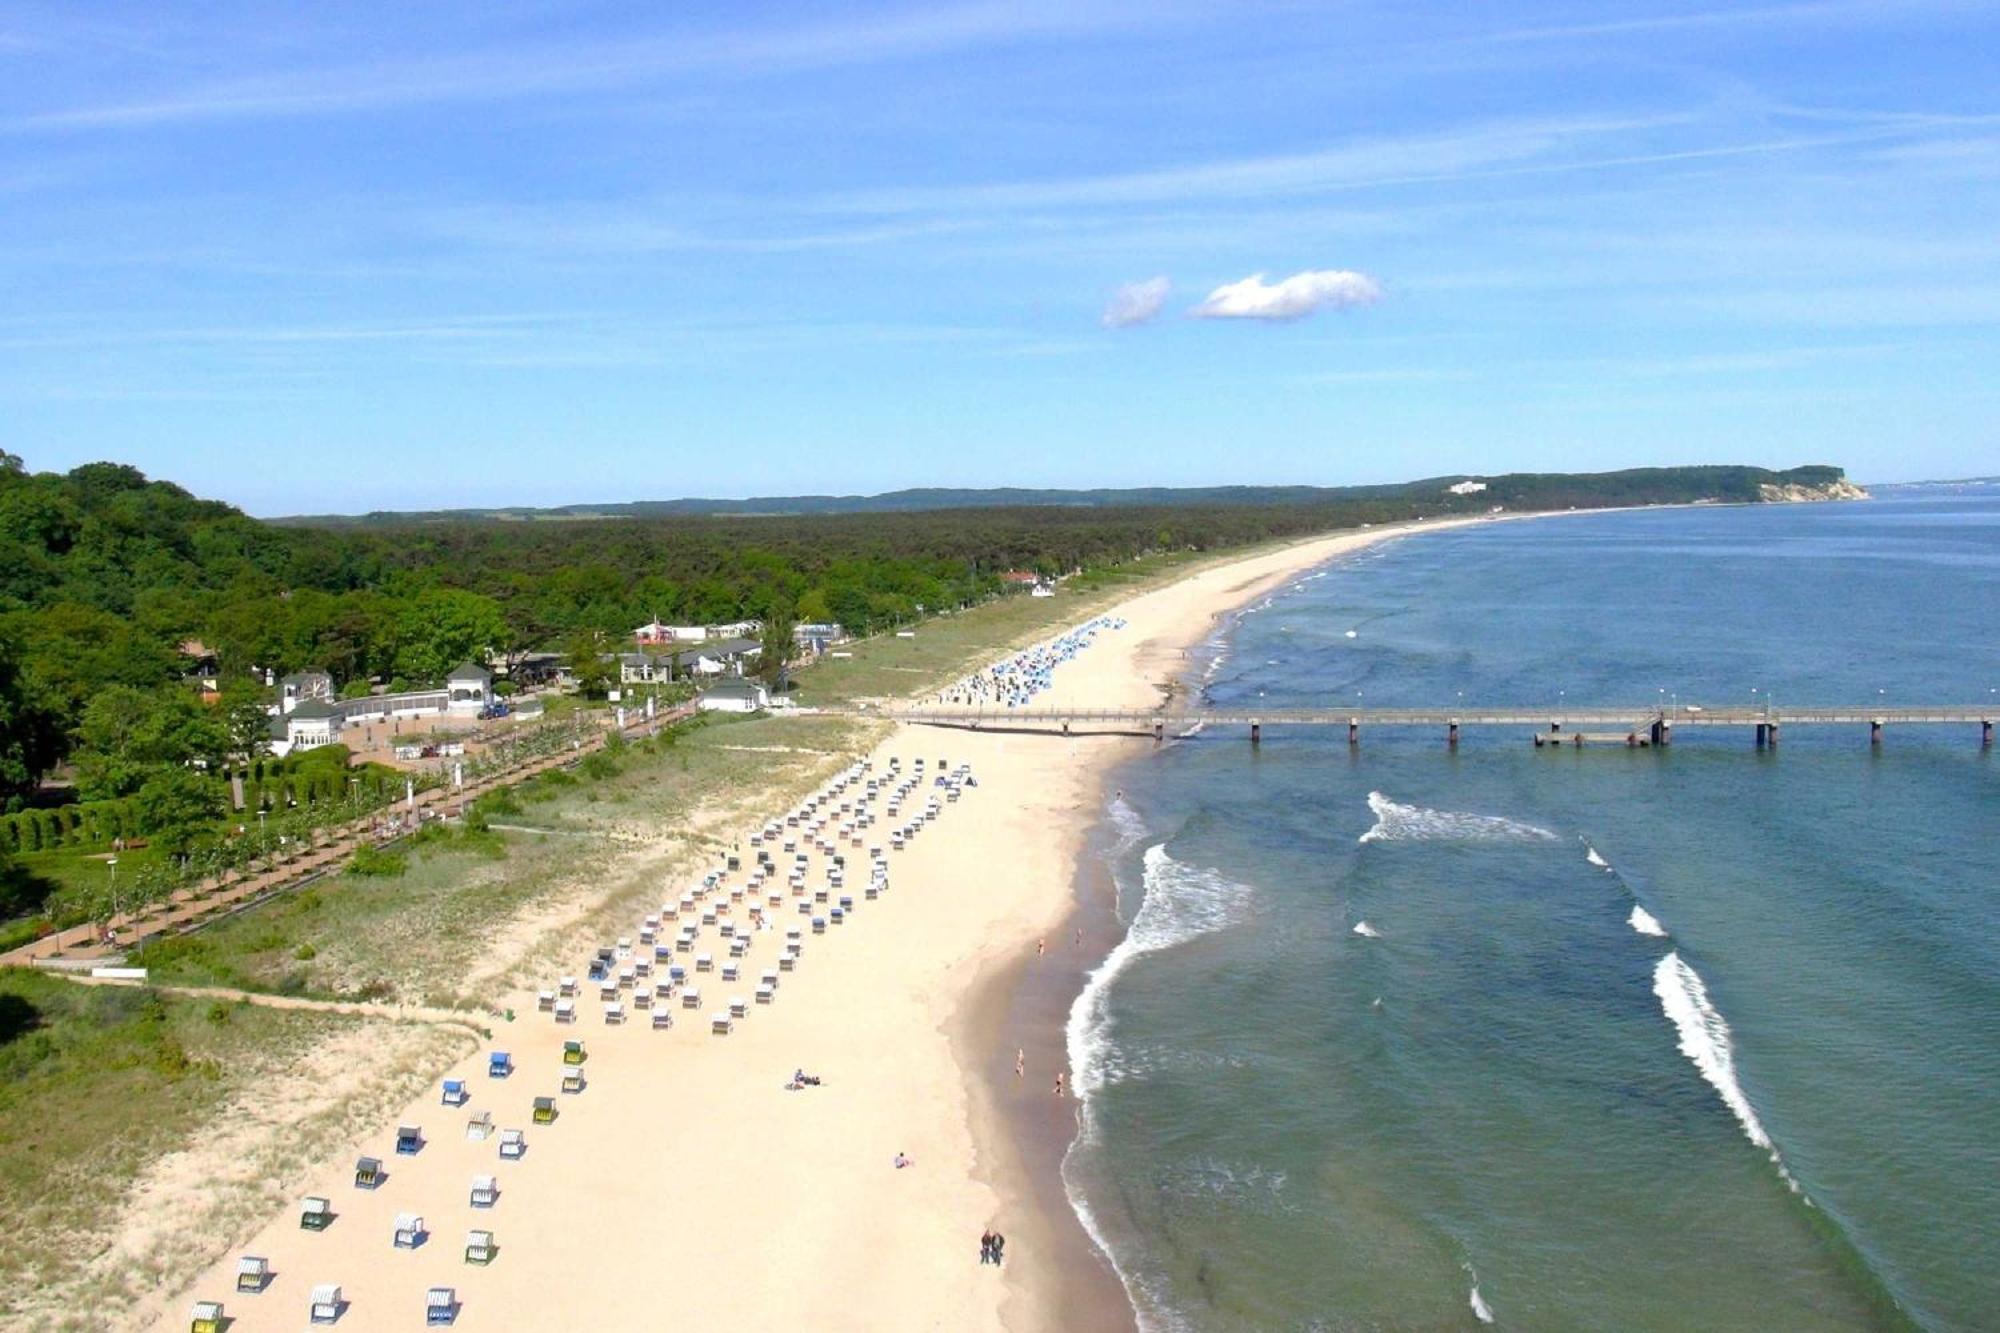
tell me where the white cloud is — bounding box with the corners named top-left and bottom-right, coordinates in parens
top-left (1192, 270), bottom-right (1383, 321)
top-left (1102, 276), bottom-right (1171, 328)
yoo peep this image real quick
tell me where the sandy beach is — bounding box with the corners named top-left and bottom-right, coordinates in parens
top-left (152, 516), bottom-right (1500, 1333)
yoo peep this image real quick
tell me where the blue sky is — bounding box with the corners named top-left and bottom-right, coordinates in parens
top-left (3, 1), bottom-right (1996, 513)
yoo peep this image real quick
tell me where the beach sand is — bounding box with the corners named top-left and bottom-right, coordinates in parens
top-left (153, 517), bottom-right (1497, 1333)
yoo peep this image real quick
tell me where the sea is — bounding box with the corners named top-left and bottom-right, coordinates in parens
top-left (1063, 489), bottom-right (2000, 1331)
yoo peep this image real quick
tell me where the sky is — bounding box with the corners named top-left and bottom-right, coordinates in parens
top-left (3, 1), bottom-right (1997, 514)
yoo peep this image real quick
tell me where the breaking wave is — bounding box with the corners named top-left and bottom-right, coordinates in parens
top-left (1352, 921), bottom-right (1381, 938)
top-left (1585, 845), bottom-right (1610, 869)
top-left (1358, 792), bottom-right (1560, 844)
top-left (1652, 952), bottom-right (1797, 1191)
top-left (1628, 905), bottom-right (1668, 937)
top-left (1064, 843), bottom-right (1257, 1330)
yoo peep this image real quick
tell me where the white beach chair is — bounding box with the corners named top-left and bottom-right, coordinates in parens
top-left (598, 978), bottom-right (619, 1002)
top-left (470, 1174), bottom-right (498, 1208)
top-left (604, 1000), bottom-right (625, 1024)
top-left (729, 996), bottom-right (748, 1018)
top-left (682, 987), bottom-right (702, 1009)
top-left (498, 1129), bottom-right (525, 1160)
top-left (235, 1254), bottom-right (270, 1293)
top-left (464, 1229), bottom-right (497, 1265)
top-left (695, 952), bottom-right (713, 972)
top-left (651, 1006), bottom-right (673, 1029)
top-left (710, 1013), bottom-right (733, 1035)
top-left (426, 1286), bottom-right (457, 1325)
top-left (309, 1283), bottom-right (343, 1324)
top-left (536, 989), bottom-right (555, 1012)
top-left (192, 1299), bottom-right (225, 1333)
top-left (554, 997), bottom-right (576, 1024)
top-left (394, 1212), bottom-right (425, 1248)
top-left (466, 1110), bottom-right (493, 1142)
top-left (721, 962), bottom-right (739, 982)
top-left (558, 975), bottom-right (577, 996)
top-left (755, 983), bottom-right (774, 1005)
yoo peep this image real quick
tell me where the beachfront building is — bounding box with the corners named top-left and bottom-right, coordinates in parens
top-left (271, 699), bottom-right (338, 753)
top-left (446, 663), bottom-right (493, 716)
top-left (697, 678), bottom-right (769, 713)
top-left (278, 669), bottom-right (335, 714)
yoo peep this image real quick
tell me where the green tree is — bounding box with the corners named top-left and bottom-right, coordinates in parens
top-left (566, 628), bottom-right (614, 699)
top-left (759, 607), bottom-right (796, 689)
top-left (130, 767), bottom-right (225, 857)
top-left (393, 588), bottom-right (506, 683)
top-left (72, 684), bottom-right (230, 800)
top-left (0, 628), bottom-right (65, 807)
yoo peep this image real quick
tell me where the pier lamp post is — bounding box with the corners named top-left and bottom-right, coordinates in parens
top-left (106, 855), bottom-right (119, 920)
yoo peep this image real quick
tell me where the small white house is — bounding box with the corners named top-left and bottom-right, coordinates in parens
top-left (697, 679), bottom-right (770, 713)
top-left (273, 699), bottom-right (339, 754)
top-left (446, 663), bottom-right (493, 716)
top-left (278, 669), bottom-right (335, 715)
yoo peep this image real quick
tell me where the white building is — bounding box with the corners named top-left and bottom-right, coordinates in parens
top-left (446, 663), bottom-right (493, 716)
top-left (697, 678), bottom-right (770, 713)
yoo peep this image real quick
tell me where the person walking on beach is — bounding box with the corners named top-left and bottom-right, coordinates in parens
top-left (1037, 936), bottom-right (1045, 957)
top-left (1015, 1048), bottom-right (1025, 1078)
top-left (980, 1230), bottom-right (995, 1265)
top-left (992, 1232), bottom-right (1006, 1266)
top-left (1054, 1071), bottom-right (1066, 1098)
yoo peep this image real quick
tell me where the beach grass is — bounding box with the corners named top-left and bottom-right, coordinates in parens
top-left (0, 969), bottom-right (473, 1330)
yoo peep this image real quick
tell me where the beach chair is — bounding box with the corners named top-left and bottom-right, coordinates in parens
top-left (190, 1299), bottom-right (224, 1333)
top-left (488, 1051), bottom-right (512, 1078)
top-left (532, 1096), bottom-right (556, 1124)
top-left (682, 987), bottom-right (702, 1009)
top-left (615, 935), bottom-right (632, 957)
top-left (598, 978), bottom-right (619, 1002)
top-left (721, 962), bottom-right (739, 983)
top-left (562, 1039), bottom-right (586, 1065)
top-left (838, 895), bottom-right (854, 912)
top-left (309, 1283), bottom-right (343, 1324)
top-left (554, 997), bottom-right (576, 1023)
top-left (464, 1229), bottom-right (497, 1265)
top-left (755, 982), bottom-right (775, 1005)
top-left (558, 975), bottom-right (577, 997)
top-left (778, 952), bottom-right (796, 972)
top-left (466, 1110), bottom-right (493, 1142)
top-left (441, 1078), bottom-right (467, 1107)
top-left (812, 917), bottom-right (826, 935)
top-left (235, 1254), bottom-right (270, 1293)
top-left (633, 954), bottom-right (652, 977)
top-left (469, 1174), bottom-right (498, 1208)
top-left (354, 1155), bottom-right (384, 1189)
top-left (633, 987), bottom-right (652, 1010)
top-left (393, 1212), bottom-right (425, 1248)
top-left (729, 996), bottom-right (748, 1018)
top-left (865, 882), bottom-right (879, 899)
top-left (760, 967), bottom-right (779, 990)
top-left (653, 943), bottom-right (671, 962)
top-left (562, 1067), bottom-right (585, 1094)
top-left (710, 1013), bottom-right (732, 1035)
top-left (604, 1000), bottom-right (625, 1024)
top-left (498, 1128), bottom-right (525, 1160)
top-left (536, 989), bottom-right (555, 1012)
top-left (651, 1007), bottom-right (673, 1029)
top-left (426, 1285), bottom-right (459, 1326)
top-left (394, 1123), bottom-right (422, 1155)
top-left (695, 952), bottom-right (713, 973)
top-left (829, 908), bottom-right (845, 926)
top-left (618, 965), bottom-right (637, 989)
top-left (668, 964), bottom-right (687, 985)
top-left (729, 935), bottom-right (749, 958)
top-left (300, 1196), bottom-right (332, 1230)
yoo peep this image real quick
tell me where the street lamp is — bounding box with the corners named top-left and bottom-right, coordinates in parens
top-left (106, 855), bottom-right (119, 919)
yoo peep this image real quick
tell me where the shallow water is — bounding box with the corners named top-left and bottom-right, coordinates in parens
top-left (1065, 492), bottom-right (2000, 1331)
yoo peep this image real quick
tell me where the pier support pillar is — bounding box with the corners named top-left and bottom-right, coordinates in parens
top-left (1768, 722), bottom-right (1779, 748)
top-left (1347, 719), bottom-right (1359, 747)
top-left (1061, 721), bottom-right (1070, 737)
top-left (1154, 720), bottom-right (1164, 743)
top-left (1983, 720), bottom-right (1992, 748)
top-left (1871, 718), bottom-right (1884, 746)
top-left (1448, 720), bottom-right (1459, 749)
top-left (1755, 722), bottom-right (1768, 748)
top-left (1250, 722), bottom-right (1261, 746)
top-left (1660, 720), bottom-right (1672, 747)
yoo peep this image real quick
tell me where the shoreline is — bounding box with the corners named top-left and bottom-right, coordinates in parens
top-left (959, 513), bottom-right (1539, 1330)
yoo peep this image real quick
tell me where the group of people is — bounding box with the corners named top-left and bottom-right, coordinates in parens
top-left (979, 1229), bottom-right (1007, 1266)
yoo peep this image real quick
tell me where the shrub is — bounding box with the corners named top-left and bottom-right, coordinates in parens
top-left (345, 845), bottom-right (407, 878)
top-left (292, 943), bottom-right (317, 961)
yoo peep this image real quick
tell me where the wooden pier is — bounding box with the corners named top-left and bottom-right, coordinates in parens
top-left (875, 704), bottom-right (1997, 748)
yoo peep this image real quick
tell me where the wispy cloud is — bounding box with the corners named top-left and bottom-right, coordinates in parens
top-left (1101, 276), bottom-right (1170, 328)
top-left (6, 3), bottom-right (1184, 132)
top-left (1192, 270), bottom-right (1382, 321)
top-left (1469, 0), bottom-right (1982, 46)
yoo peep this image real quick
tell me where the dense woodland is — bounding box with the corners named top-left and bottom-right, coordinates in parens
top-left (0, 451), bottom-right (1850, 920)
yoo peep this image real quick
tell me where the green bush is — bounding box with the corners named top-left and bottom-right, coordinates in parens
top-left (292, 943), bottom-right (317, 961)
top-left (345, 845), bottom-right (407, 878)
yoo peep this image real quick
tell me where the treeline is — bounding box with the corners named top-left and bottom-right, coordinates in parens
top-left (0, 451), bottom-right (1852, 819)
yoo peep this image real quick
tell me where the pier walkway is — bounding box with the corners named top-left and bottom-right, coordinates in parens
top-left (876, 704), bottom-right (1996, 747)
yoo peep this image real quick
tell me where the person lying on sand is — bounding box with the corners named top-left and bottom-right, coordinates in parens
top-left (893, 1152), bottom-right (913, 1169)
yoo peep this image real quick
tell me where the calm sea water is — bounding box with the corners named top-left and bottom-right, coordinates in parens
top-left (1064, 492), bottom-right (2000, 1332)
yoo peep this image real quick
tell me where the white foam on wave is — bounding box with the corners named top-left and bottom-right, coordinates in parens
top-left (1652, 952), bottom-right (1798, 1191)
top-left (1585, 845), bottom-right (1610, 869)
top-left (1062, 844), bottom-right (1256, 1331)
top-left (1628, 905), bottom-right (1668, 937)
top-left (1345, 628), bottom-right (1359, 639)
top-left (1358, 791), bottom-right (1560, 845)
top-left (1352, 921), bottom-right (1381, 938)
top-left (1470, 1285), bottom-right (1495, 1324)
